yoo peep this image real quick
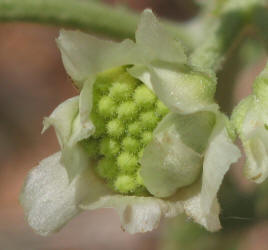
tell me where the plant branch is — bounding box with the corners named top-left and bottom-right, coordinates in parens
top-left (0, 0), bottom-right (195, 46)
top-left (190, 0), bottom-right (266, 77)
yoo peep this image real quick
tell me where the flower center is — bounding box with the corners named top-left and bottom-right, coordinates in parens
top-left (81, 66), bottom-right (169, 195)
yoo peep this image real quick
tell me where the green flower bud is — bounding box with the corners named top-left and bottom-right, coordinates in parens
top-left (98, 96), bottom-right (116, 118)
top-left (134, 85), bottom-right (156, 108)
top-left (114, 175), bottom-right (137, 194)
top-left (107, 119), bottom-right (125, 138)
top-left (96, 158), bottom-right (118, 180)
top-left (122, 136), bottom-right (140, 153)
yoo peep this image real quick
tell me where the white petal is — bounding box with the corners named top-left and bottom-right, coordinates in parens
top-left (140, 111), bottom-right (216, 198)
top-left (43, 97), bottom-right (94, 179)
top-left (61, 144), bottom-right (90, 181)
top-left (79, 78), bottom-right (95, 131)
top-left (149, 64), bottom-right (216, 114)
top-left (140, 117), bottom-right (202, 198)
top-left (127, 65), bottom-right (153, 91)
top-left (201, 114), bottom-right (241, 214)
top-left (171, 179), bottom-right (221, 232)
top-left (136, 10), bottom-right (187, 64)
top-left (235, 97), bottom-right (268, 183)
top-left (81, 179), bottom-right (221, 233)
top-left (20, 152), bottom-right (107, 236)
top-left (43, 97), bottom-right (79, 147)
top-left (81, 195), bottom-right (180, 234)
top-left (57, 30), bottom-right (139, 88)
top-left (243, 127), bottom-right (268, 183)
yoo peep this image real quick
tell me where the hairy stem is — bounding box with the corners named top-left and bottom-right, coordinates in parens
top-left (0, 0), bottom-right (194, 45)
top-left (190, 0), bottom-right (266, 77)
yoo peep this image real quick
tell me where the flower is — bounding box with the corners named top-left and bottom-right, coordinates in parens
top-left (20, 10), bottom-right (240, 236)
top-left (232, 63), bottom-right (268, 183)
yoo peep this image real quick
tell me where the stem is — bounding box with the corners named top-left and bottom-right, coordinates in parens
top-left (0, 0), bottom-right (194, 45)
top-left (189, 0), bottom-right (266, 76)
top-left (0, 0), bottom-right (137, 39)
top-left (190, 8), bottom-right (245, 76)
top-left (253, 5), bottom-right (268, 51)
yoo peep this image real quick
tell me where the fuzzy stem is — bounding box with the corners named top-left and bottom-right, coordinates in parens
top-left (190, 0), bottom-right (266, 77)
top-left (252, 3), bottom-right (268, 50)
top-left (0, 0), bottom-right (194, 45)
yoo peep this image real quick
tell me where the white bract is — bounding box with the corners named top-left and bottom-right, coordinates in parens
top-left (232, 67), bottom-right (268, 183)
top-left (20, 10), bottom-right (240, 236)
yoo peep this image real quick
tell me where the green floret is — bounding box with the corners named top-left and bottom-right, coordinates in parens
top-left (98, 96), bottom-right (116, 118)
top-left (81, 66), bottom-right (169, 196)
top-left (107, 119), bottom-right (125, 138)
top-left (141, 131), bottom-right (153, 145)
top-left (134, 85), bottom-right (156, 108)
top-left (100, 138), bottom-right (120, 157)
top-left (156, 100), bottom-right (169, 117)
top-left (95, 67), bottom-right (126, 94)
top-left (96, 158), bottom-right (118, 180)
top-left (122, 136), bottom-right (140, 153)
top-left (114, 175), bottom-right (137, 194)
top-left (109, 82), bottom-right (134, 101)
top-left (117, 152), bottom-right (138, 174)
top-left (117, 102), bottom-right (138, 121)
top-left (139, 111), bottom-right (159, 129)
top-left (128, 121), bottom-right (142, 137)
top-left (90, 112), bottom-right (106, 138)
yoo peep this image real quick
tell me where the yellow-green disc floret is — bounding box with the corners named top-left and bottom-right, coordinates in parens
top-left (117, 102), bottom-right (138, 121)
top-left (122, 137), bottom-right (140, 153)
top-left (81, 66), bottom-right (169, 196)
top-left (98, 96), bottom-right (116, 118)
top-left (117, 152), bottom-right (138, 174)
top-left (114, 175), bottom-right (137, 194)
top-left (134, 85), bottom-right (156, 108)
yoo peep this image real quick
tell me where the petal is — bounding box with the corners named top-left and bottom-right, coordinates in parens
top-left (43, 97), bottom-right (79, 147)
top-left (149, 63), bottom-right (216, 114)
top-left (136, 9), bottom-right (187, 64)
top-left (61, 144), bottom-right (90, 181)
top-left (70, 96), bottom-right (95, 146)
top-left (140, 112), bottom-right (217, 198)
top-left (43, 97), bottom-right (94, 179)
top-left (81, 195), bottom-right (181, 234)
top-left (231, 95), bottom-right (255, 136)
top-left (127, 65), bottom-right (153, 91)
top-left (57, 30), bottom-right (139, 88)
top-left (170, 179), bottom-right (221, 232)
top-left (233, 96), bottom-right (268, 183)
top-left (20, 152), bottom-right (108, 236)
top-left (154, 111), bottom-right (216, 154)
top-left (81, 179), bottom-right (221, 233)
top-left (243, 127), bottom-right (268, 183)
top-left (79, 78), bottom-right (95, 130)
top-left (240, 97), bottom-right (264, 138)
top-left (201, 114), bottom-right (241, 214)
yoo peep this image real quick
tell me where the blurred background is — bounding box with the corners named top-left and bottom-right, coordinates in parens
top-left (0, 0), bottom-right (268, 249)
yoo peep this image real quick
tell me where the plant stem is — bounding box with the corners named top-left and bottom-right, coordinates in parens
top-left (0, 0), bottom-right (137, 39)
top-left (190, 0), bottom-right (266, 77)
top-left (253, 5), bottom-right (268, 51)
top-left (0, 0), bottom-right (194, 45)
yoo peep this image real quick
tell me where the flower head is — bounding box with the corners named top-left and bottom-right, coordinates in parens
top-left (20, 10), bottom-right (240, 236)
top-left (232, 64), bottom-right (268, 183)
